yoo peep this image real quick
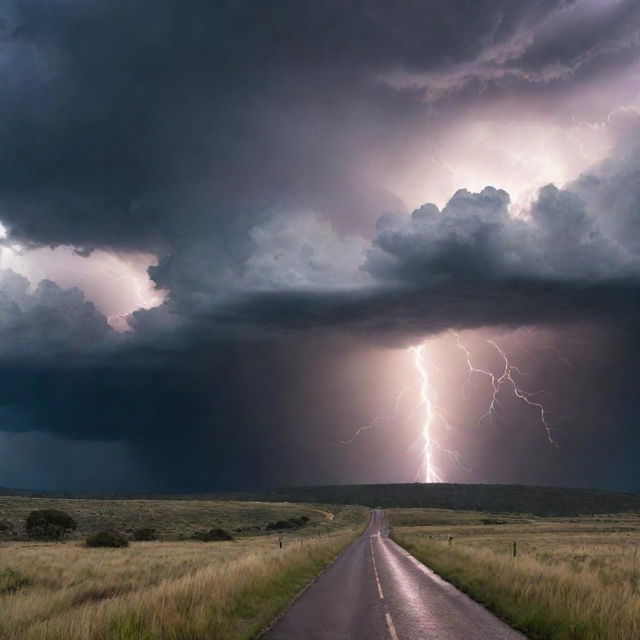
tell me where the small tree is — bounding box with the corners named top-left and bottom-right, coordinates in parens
top-left (265, 516), bottom-right (309, 531)
top-left (25, 510), bottom-right (77, 540)
top-left (132, 527), bottom-right (157, 541)
top-left (202, 528), bottom-right (233, 541)
top-left (86, 531), bottom-right (129, 548)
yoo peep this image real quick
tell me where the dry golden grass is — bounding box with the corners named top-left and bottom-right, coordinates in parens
top-left (0, 528), bottom-right (364, 639)
top-left (0, 500), bottom-right (368, 639)
top-left (390, 510), bottom-right (640, 640)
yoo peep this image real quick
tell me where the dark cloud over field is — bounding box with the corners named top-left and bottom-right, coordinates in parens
top-left (165, 132), bottom-right (640, 342)
top-left (1, 0), bottom-right (638, 252)
top-left (1, 0), bottom-right (640, 491)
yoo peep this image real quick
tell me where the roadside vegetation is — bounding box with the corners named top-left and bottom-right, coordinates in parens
top-left (390, 508), bottom-right (640, 640)
top-left (0, 500), bottom-right (368, 639)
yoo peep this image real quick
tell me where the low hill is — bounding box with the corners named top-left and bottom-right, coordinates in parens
top-left (257, 483), bottom-right (640, 516)
top-left (1, 483), bottom-right (638, 517)
top-left (0, 496), bottom-right (365, 539)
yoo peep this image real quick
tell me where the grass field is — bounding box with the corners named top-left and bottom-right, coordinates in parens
top-left (0, 500), bottom-right (369, 639)
top-left (389, 508), bottom-right (640, 640)
top-left (0, 496), bottom-right (356, 540)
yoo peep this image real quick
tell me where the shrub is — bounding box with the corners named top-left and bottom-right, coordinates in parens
top-left (86, 531), bottom-right (129, 548)
top-left (0, 568), bottom-right (30, 593)
top-left (205, 528), bottom-right (233, 541)
top-left (265, 516), bottom-right (310, 531)
top-left (0, 521), bottom-right (9, 532)
top-left (481, 518), bottom-right (507, 525)
top-left (132, 528), bottom-right (157, 541)
top-left (191, 528), bottom-right (233, 542)
top-left (25, 509), bottom-right (77, 540)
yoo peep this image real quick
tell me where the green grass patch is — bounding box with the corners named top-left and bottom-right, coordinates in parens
top-left (0, 567), bottom-right (30, 594)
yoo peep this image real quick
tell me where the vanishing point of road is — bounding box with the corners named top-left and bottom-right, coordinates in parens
top-left (263, 509), bottom-right (527, 640)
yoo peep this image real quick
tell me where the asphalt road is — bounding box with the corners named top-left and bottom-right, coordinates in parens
top-left (262, 509), bottom-right (527, 640)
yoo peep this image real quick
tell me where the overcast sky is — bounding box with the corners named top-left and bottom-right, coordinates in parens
top-left (1, 0), bottom-right (640, 492)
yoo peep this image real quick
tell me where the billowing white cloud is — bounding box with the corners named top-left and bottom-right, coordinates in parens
top-left (241, 212), bottom-right (368, 289)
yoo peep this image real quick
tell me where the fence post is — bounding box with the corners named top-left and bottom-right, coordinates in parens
top-left (513, 540), bottom-right (517, 557)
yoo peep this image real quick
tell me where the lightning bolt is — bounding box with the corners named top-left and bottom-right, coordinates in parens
top-left (410, 343), bottom-right (471, 482)
top-left (338, 341), bottom-right (468, 482)
top-left (339, 331), bottom-right (565, 482)
top-left (410, 344), bottom-right (442, 483)
top-left (488, 339), bottom-right (562, 447)
top-left (338, 379), bottom-right (419, 445)
top-left (452, 332), bottom-right (563, 447)
top-left (538, 345), bottom-right (572, 367)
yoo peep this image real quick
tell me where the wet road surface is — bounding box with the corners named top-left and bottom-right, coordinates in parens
top-left (262, 509), bottom-right (527, 640)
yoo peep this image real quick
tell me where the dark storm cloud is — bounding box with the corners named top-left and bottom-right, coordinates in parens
top-left (2, 0), bottom-right (640, 492)
top-left (0, 0), bottom-right (630, 254)
top-left (221, 280), bottom-right (639, 344)
top-left (6, 131), bottom-right (640, 357)
top-left (513, 0), bottom-right (640, 74)
top-left (2, 105), bottom-right (640, 490)
top-left (4, 116), bottom-right (639, 492)
top-left (182, 131), bottom-right (640, 343)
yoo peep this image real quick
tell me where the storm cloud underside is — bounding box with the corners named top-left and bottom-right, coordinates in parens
top-left (1, 0), bottom-right (640, 490)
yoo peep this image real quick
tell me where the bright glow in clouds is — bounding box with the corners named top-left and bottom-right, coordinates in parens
top-left (379, 117), bottom-right (613, 215)
top-left (0, 239), bottom-right (164, 331)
